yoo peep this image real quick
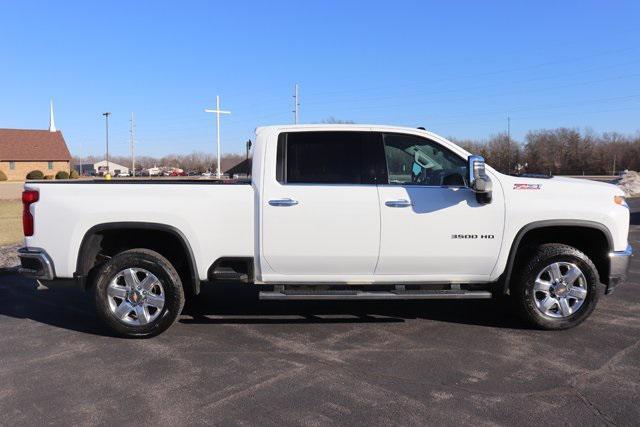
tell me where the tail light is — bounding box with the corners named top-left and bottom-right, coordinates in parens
top-left (22, 190), bottom-right (39, 236)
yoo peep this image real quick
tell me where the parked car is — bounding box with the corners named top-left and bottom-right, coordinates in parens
top-left (201, 171), bottom-right (213, 177)
top-left (18, 124), bottom-right (631, 337)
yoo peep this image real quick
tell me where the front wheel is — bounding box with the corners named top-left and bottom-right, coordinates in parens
top-left (513, 243), bottom-right (599, 330)
top-left (94, 249), bottom-right (185, 338)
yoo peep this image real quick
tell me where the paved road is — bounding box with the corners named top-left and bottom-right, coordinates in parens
top-left (1, 233), bottom-right (639, 425)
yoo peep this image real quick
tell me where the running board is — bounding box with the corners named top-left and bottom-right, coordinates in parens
top-left (210, 267), bottom-right (249, 283)
top-left (259, 289), bottom-right (493, 301)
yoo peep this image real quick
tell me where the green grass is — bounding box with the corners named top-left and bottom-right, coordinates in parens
top-left (0, 200), bottom-right (22, 246)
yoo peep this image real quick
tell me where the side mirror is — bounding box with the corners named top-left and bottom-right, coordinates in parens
top-left (468, 155), bottom-right (492, 204)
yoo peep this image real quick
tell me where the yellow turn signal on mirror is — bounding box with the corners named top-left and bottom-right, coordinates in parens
top-left (614, 195), bottom-right (627, 207)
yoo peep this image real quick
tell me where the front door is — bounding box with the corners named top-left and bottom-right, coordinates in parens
top-left (261, 131), bottom-right (383, 277)
top-left (375, 132), bottom-right (504, 281)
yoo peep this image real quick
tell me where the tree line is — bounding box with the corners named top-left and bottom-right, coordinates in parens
top-left (73, 152), bottom-right (247, 174)
top-left (73, 127), bottom-right (640, 176)
top-left (451, 128), bottom-right (640, 176)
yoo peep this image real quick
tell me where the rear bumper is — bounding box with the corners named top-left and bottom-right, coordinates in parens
top-left (17, 247), bottom-right (55, 280)
top-left (606, 244), bottom-right (633, 294)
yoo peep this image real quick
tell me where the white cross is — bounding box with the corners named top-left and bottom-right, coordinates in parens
top-left (205, 95), bottom-right (231, 179)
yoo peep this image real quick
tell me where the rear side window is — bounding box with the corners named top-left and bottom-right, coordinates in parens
top-left (277, 131), bottom-right (382, 184)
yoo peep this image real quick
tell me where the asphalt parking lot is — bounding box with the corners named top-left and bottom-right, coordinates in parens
top-left (1, 229), bottom-right (639, 425)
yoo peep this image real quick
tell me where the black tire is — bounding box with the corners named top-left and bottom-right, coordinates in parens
top-left (93, 249), bottom-right (185, 338)
top-left (513, 243), bottom-right (600, 330)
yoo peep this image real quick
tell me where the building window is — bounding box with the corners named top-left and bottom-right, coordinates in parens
top-left (9, 161), bottom-right (15, 170)
top-left (48, 161), bottom-right (53, 170)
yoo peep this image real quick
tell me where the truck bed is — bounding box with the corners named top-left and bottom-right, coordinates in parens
top-left (24, 180), bottom-right (255, 280)
top-left (29, 178), bottom-right (252, 185)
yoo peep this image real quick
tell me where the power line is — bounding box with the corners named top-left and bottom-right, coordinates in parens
top-left (303, 45), bottom-right (640, 99)
top-left (300, 59), bottom-right (640, 110)
top-left (301, 72), bottom-right (640, 118)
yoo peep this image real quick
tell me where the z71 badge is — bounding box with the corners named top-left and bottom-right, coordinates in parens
top-left (513, 183), bottom-right (542, 190)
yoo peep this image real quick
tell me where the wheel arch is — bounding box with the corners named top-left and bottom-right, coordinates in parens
top-left (501, 220), bottom-right (613, 294)
top-left (75, 222), bottom-right (200, 295)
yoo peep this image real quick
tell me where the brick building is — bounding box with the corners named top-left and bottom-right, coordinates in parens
top-left (0, 102), bottom-right (71, 180)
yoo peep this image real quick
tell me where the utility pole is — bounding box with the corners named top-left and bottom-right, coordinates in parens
top-left (293, 83), bottom-right (300, 124)
top-left (130, 112), bottom-right (136, 177)
top-left (102, 112), bottom-right (111, 175)
top-left (507, 115), bottom-right (511, 174)
top-left (613, 154), bottom-right (616, 176)
top-left (204, 96), bottom-right (231, 179)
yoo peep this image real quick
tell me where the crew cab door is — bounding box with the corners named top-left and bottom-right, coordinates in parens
top-left (261, 131), bottom-right (383, 278)
top-left (375, 132), bottom-right (504, 281)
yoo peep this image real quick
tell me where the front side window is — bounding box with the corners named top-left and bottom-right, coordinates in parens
top-left (48, 161), bottom-right (53, 170)
top-left (383, 133), bottom-right (467, 186)
top-left (9, 161), bottom-right (15, 170)
top-left (277, 131), bottom-right (381, 184)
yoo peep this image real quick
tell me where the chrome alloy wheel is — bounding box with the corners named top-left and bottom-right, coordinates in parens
top-left (106, 268), bottom-right (165, 326)
top-left (533, 262), bottom-right (588, 318)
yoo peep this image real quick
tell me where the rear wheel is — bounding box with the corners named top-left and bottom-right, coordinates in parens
top-left (94, 249), bottom-right (185, 338)
top-left (513, 243), bottom-right (599, 330)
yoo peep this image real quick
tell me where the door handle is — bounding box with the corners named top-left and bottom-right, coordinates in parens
top-left (269, 198), bottom-right (299, 207)
top-left (385, 199), bottom-right (412, 208)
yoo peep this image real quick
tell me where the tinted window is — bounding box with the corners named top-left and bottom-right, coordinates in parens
top-left (278, 131), bottom-right (381, 184)
top-left (383, 133), bottom-right (467, 186)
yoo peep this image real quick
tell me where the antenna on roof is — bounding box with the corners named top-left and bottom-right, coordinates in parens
top-left (49, 99), bottom-right (57, 132)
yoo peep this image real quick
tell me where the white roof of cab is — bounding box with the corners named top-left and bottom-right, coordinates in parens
top-left (255, 124), bottom-right (472, 159)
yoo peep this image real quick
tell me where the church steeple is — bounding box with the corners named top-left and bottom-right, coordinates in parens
top-left (49, 99), bottom-right (57, 132)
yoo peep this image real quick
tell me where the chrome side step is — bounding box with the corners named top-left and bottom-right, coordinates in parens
top-left (259, 289), bottom-right (492, 301)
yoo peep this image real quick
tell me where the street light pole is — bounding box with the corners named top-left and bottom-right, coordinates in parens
top-left (102, 112), bottom-right (111, 175)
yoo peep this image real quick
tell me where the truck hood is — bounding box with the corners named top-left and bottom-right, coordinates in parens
top-left (549, 176), bottom-right (623, 194)
top-left (496, 173), bottom-right (624, 197)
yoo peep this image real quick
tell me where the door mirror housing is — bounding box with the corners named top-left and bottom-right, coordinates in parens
top-left (468, 155), bottom-right (492, 204)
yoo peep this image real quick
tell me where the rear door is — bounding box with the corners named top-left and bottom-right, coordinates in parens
top-left (375, 132), bottom-right (504, 281)
top-left (261, 131), bottom-right (383, 277)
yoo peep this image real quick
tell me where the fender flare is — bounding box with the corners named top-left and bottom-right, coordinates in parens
top-left (500, 219), bottom-right (613, 294)
top-left (74, 222), bottom-right (200, 294)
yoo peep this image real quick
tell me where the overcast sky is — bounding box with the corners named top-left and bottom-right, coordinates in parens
top-left (1, 0), bottom-right (639, 157)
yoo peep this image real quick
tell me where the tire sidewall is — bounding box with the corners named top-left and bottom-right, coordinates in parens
top-left (516, 246), bottom-right (599, 330)
top-left (94, 250), bottom-right (184, 338)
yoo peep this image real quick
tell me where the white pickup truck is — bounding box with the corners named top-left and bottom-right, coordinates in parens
top-left (18, 125), bottom-right (631, 337)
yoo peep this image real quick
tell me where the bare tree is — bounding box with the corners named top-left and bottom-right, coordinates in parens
top-left (70, 128), bottom-right (640, 177)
